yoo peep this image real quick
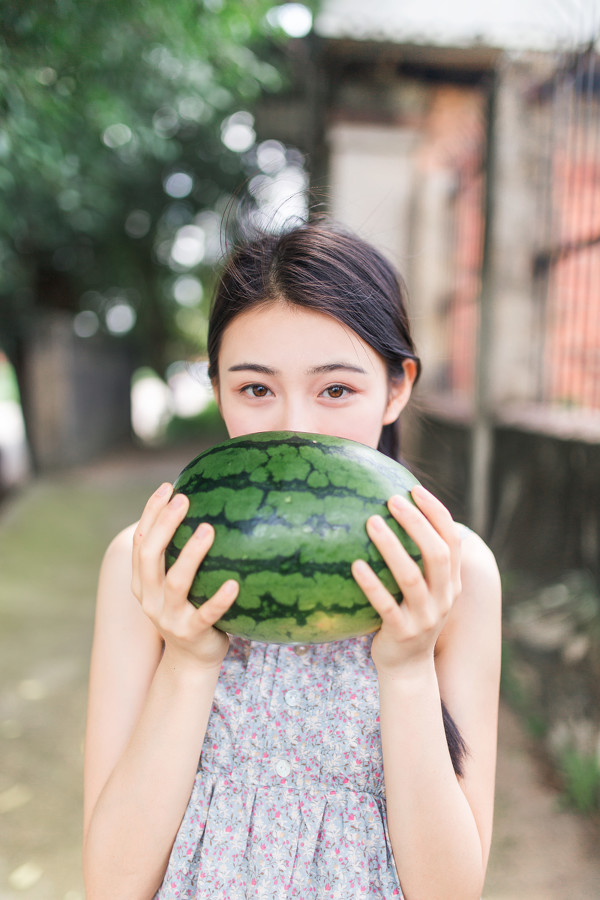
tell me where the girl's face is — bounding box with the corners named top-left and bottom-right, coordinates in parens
top-left (214, 302), bottom-right (416, 449)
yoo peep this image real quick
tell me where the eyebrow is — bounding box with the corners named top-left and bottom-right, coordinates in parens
top-left (227, 362), bottom-right (369, 376)
top-left (227, 363), bottom-right (278, 375)
top-left (307, 363), bottom-right (368, 376)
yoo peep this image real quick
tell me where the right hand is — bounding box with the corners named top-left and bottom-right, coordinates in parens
top-left (131, 482), bottom-right (239, 671)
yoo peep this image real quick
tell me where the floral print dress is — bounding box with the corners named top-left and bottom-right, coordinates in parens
top-left (155, 634), bottom-right (403, 899)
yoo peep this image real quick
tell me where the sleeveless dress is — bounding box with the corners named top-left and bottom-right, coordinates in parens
top-left (155, 633), bottom-right (403, 899)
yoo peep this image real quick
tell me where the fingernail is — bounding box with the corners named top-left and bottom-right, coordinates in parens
top-left (369, 514), bottom-right (385, 531)
top-left (412, 485), bottom-right (431, 501)
top-left (156, 483), bottom-right (171, 497)
top-left (171, 493), bottom-right (187, 509)
top-left (223, 580), bottom-right (238, 598)
top-left (389, 494), bottom-right (411, 510)
top-left (194, 523), bottom-right (211, 539)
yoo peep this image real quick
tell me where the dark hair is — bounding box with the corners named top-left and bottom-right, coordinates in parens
top-left (207, 220), bottom-right (421, 460)
top-left (207, 219), bottom-right (467, 776)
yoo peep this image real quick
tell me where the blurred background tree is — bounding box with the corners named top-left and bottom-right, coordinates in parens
top-left (0, 0), bottom-right (315, 452)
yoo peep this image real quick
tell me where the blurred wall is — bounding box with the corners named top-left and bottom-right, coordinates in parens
top-left (411, 411), bottom-right (600, 583)
top-left (24, 313), bottom-right (134, 469)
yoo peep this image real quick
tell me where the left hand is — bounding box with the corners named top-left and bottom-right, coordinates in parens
top-left (351, 485), bottom-right (462, 677)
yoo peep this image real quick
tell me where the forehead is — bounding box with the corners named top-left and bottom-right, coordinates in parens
top-left (219, 303), bottom-right (383, 370)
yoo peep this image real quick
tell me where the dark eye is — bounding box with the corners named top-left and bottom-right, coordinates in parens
top-left (325, 385), bottom-right (348, 399)
top-left (243, 383), bottom-right (270, 397)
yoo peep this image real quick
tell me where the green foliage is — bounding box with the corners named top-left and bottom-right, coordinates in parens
top-left (0, 351), bottom-right (20, 402)
top-left (559, 748), bottom-right (600, 814)
top-left (0, 0), bottom-right (315, 366)
top-left (500, 641), bottom-right (527, 710)
top-left (502, 571), bottom-right (600, 818)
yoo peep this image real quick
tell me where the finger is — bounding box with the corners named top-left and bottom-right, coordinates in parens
top-left (365, 514), bottom-right (427, 606)
top-left (409, 486), bottom-right (458, 542)
top-left (164, 522), bottom-right (216, 610)
top-left (137, 492), bottom-right (190, 589)
top-left (190, 578), bottom-right (239, 629)
top-left (132, 482), bottom-right (173, 594)
top-left (407, 486), bottom-right (462, 594)
top-left (133, 483), bottom-right (173, 551)
top-left (387, 492), bottom-right (457, 598)
top-left (351, 559), bottom-right (408, 626)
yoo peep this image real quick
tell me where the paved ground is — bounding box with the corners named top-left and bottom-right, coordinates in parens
top-left (1, 441), bottom-right (599, 899)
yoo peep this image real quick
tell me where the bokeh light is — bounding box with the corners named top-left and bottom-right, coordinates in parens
top-left (125, 209), bottom-right (151, 238)
top-left (73, 310), bottom-right (100, 338)
top-left (256, 139), bottom-right (287, 174)
top-left (170, 225), bottom-right (206, 268)
top-left (105, 302), bottom-right (136, 335)
top-left (221, 111), bottom-right (256, 152)
top-left (102, 123), bottom-right (132, 149)
top-left (267, 3), bottom-right (313, 38)
top-left (173, 275), bottom-right (203, 306)
top-left (164, 172), bottom-right (194, 199)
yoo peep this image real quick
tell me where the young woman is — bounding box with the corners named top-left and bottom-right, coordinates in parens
top-left (83, 221), bottom-right (501, 900)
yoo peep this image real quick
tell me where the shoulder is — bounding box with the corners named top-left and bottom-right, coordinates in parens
top-left (437, 526), bottom-right (501, 658)
top-left (96, 523), bottom-right (138, 596)
top-left (95, 522), bottom-right (161, 647)
top-left (102, 522), bottom-right (137, 570)
top-left (458, 526), bottom-right (501, 594)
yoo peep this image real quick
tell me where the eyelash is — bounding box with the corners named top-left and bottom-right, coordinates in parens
top-left (321, 384), bottom-right (354, 399)
top-left (239, 383), bottom-right (355, 400)
top-left (241, 383), bottom-right (272, 398)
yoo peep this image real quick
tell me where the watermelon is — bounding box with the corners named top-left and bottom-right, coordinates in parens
top-left (165, 431), bottom-right (423, 644)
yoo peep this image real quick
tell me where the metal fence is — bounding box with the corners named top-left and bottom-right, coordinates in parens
top-left (535, 46), bottom-right (600, 410)
top-left (444, 31), bottom-right (600, 414)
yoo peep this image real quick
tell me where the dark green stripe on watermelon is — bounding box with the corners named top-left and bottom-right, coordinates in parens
top-left (166, 431), bottom-right (423, 644)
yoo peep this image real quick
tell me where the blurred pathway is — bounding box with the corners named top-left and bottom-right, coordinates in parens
top-left (0, 442), bottom-right (599, 899)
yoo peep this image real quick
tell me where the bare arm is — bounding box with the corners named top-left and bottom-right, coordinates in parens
top-left (83, 486), bottom-right (238, 900)
top-left (352, 488), bottom-right (501, 900)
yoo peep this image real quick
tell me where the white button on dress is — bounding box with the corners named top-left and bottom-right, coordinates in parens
top-left (275, 759), bottom-right (291, 778)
